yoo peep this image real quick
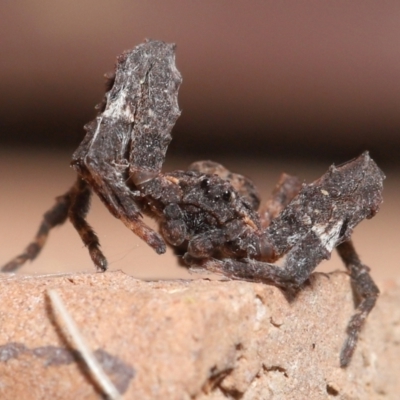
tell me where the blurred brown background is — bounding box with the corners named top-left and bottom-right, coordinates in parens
top-left (1, 1), bottom-right (399, 281)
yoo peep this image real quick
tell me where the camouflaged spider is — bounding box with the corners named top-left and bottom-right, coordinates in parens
top-left (2, 40), bottom-right (385, 368)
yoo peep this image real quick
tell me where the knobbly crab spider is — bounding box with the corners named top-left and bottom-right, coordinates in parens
top-left (2, 40), bottom-right (385, 367)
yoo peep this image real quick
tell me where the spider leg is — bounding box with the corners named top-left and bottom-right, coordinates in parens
top-left (69, 41), bottom-right (181, 257)
top-left (68, 177), bottom-right (107, 271)
top-left (187, 229), bottom-right (332, 289)
top-left (2, 185), bottom-right (73, 272)
top-left (186, 229), bottom-right (228, 259)
top-left (336, 240), bottom-right (379, 367)
top-left (74, 155), bottom-right (166, 256)
top-left (259, 173), bottom-right (302, 228)
top-left (185, 219), bottom-right (263, 261)
top-left (2, 177), bottom-right (108, 272)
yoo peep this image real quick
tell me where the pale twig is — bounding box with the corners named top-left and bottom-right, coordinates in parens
top-left (47, 289), bottom-right (122, 400)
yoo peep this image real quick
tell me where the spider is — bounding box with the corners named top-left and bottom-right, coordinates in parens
top-left (2, 39), bottom-right (385, 368)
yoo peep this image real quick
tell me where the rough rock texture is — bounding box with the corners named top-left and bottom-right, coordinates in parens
top-left (0, 271), bottom-right (398, 399)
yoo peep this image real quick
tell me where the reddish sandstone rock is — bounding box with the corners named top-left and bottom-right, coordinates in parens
top-left (0, 271), bottom-right (398, 399)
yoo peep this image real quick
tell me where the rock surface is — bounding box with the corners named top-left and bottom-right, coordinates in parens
top-left (0, 271), bottom-right (398, 399)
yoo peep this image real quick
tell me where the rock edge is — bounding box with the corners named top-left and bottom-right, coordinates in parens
top-left (0, 271), bottom-right (398, 399)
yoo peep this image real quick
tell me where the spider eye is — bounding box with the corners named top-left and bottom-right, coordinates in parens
top-left (222, 190), bottom-right (231, 201)
top-left (200, 178), bottom-right (210, 190)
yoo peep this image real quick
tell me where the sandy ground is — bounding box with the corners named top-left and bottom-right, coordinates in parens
top-left (1, 148), bottom-right (399, 283)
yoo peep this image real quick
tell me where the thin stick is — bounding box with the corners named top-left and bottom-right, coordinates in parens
top-left (47, 289), bottom-right (122, 400)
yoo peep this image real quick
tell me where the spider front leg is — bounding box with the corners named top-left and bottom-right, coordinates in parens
top-left (193, 227), bottom-right (334, 290)
top-left (69, 40), bottom-right (181, 260)
top-left (74, 154), bottom-right (167, 258)
top-left (184, 219), bottom-right (262, 262)
top-left (336, 240), bottom-right (379, 367)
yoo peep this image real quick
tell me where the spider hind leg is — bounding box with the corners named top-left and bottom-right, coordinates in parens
top-left (2, 177), bottom-right (107, 272)
top-left (2, 186), bottom-right (73, 272)
top-left (336, 240), bottom-right (379, 367)
top-left (68, 177), bottom-right (107, 271)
